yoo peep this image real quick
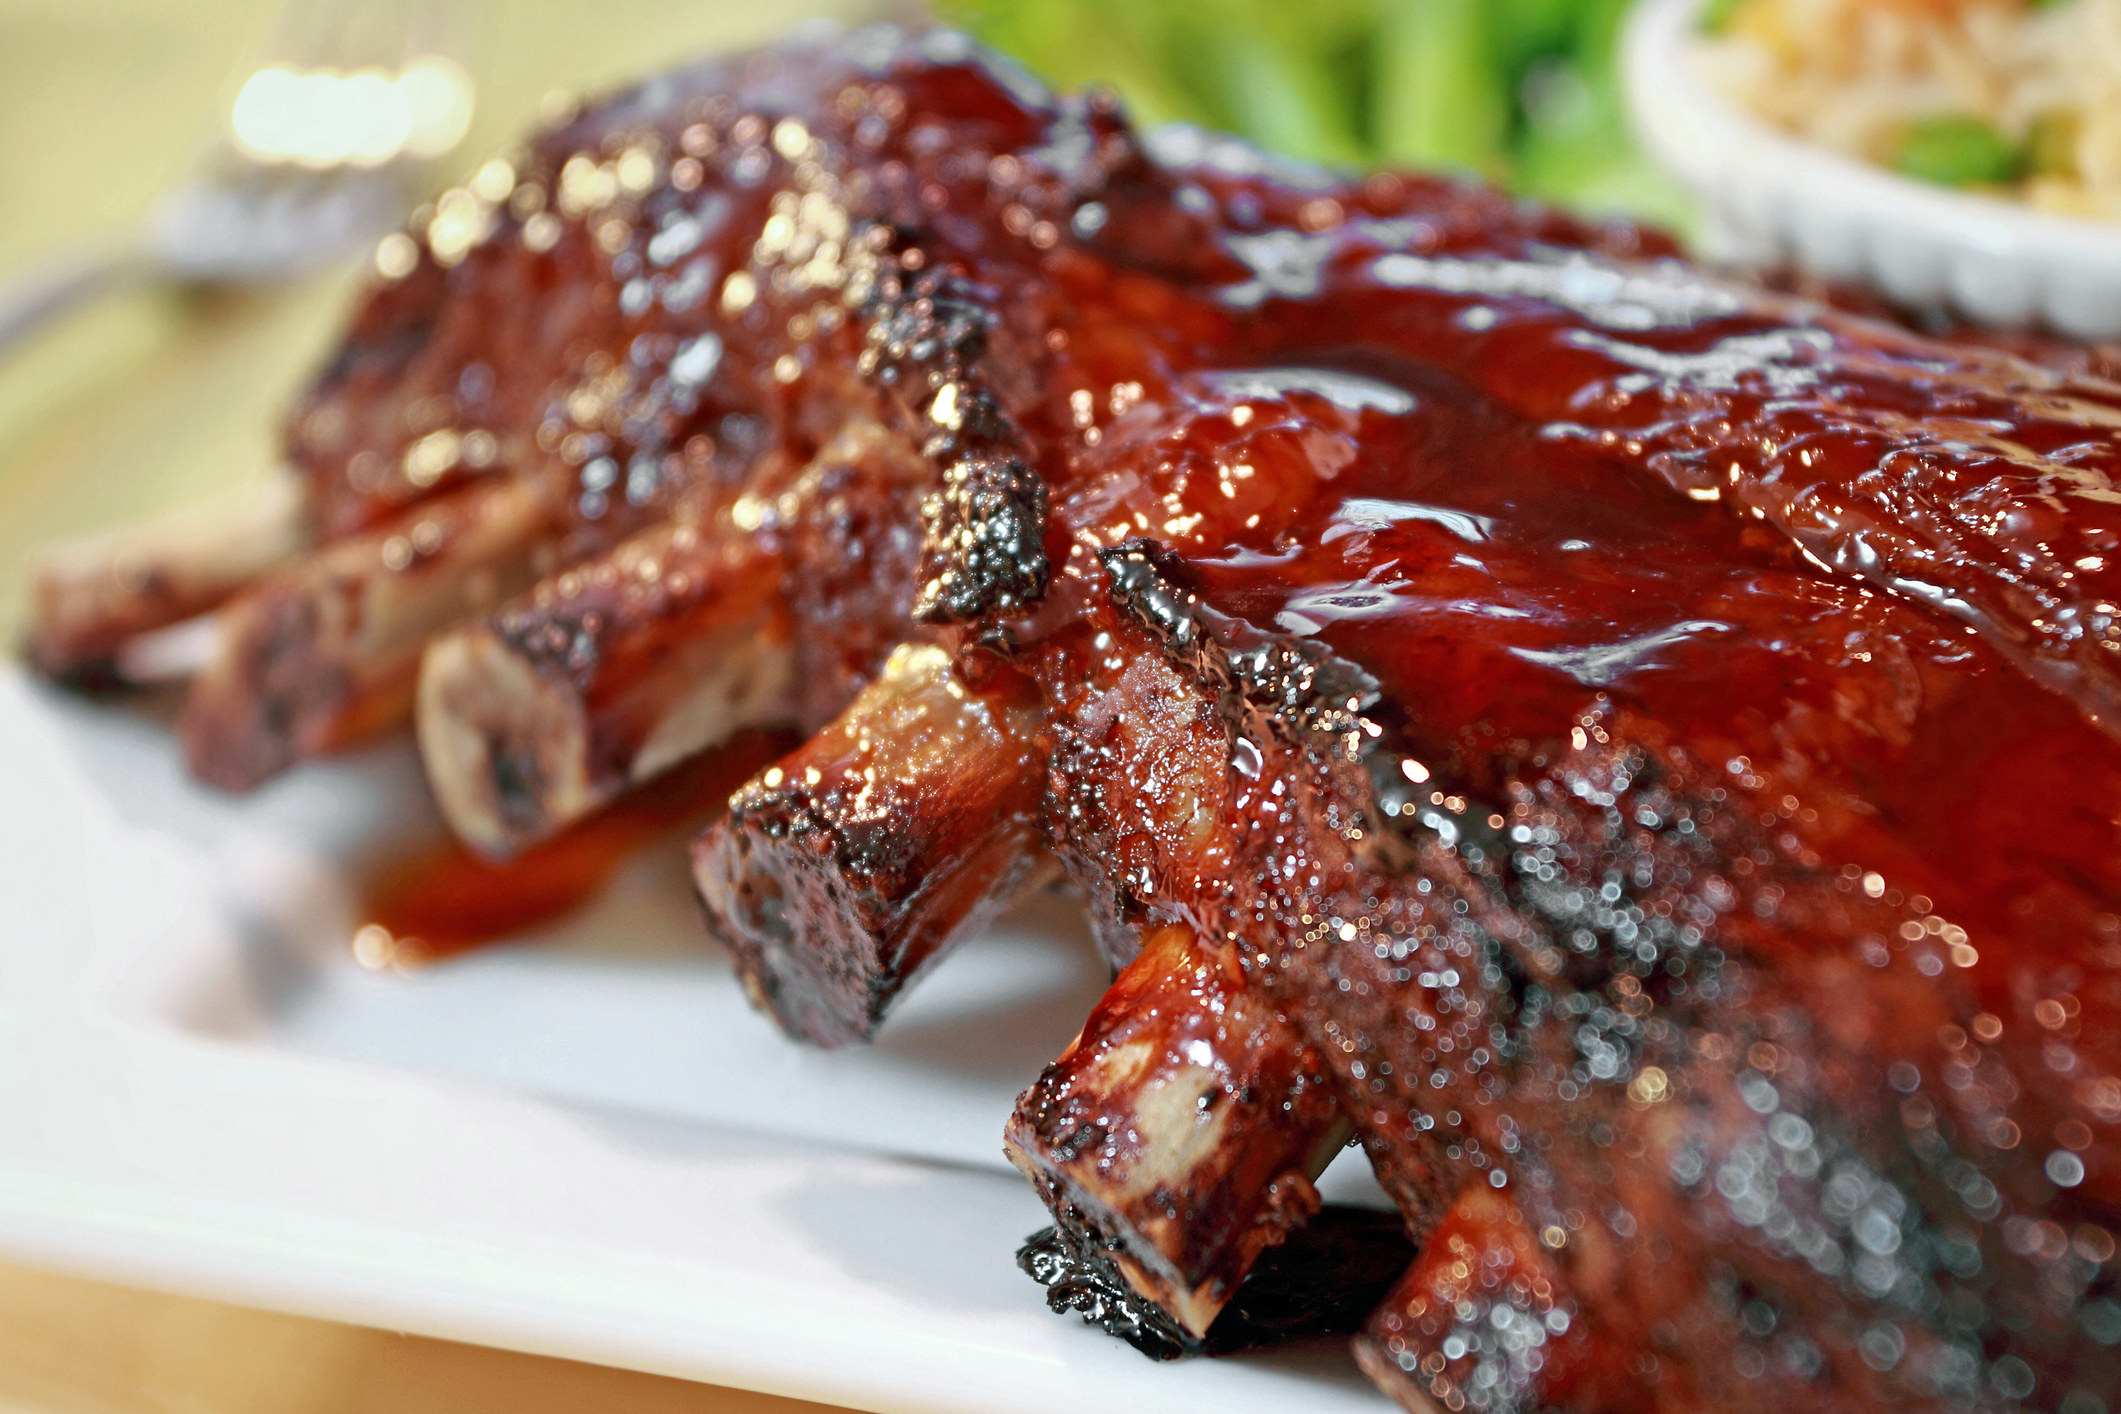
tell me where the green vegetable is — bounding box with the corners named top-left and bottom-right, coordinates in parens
top-left (1892, 114), bottom-right (2024, 188)
top-left (935, 0), bottom-right (1695, 228)
top-left (1512, 0), bottom-right (1693, 228)
top-left (1373, 0), bottom-right (1510, 175)
top-left (1698, 0), bottom-right (1747, 33)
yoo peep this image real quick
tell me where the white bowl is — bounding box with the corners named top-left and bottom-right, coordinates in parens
top-left (1621, 0), bottom-right (2121, 339)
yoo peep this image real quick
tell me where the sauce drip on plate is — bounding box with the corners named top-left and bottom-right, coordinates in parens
top-left (355, 727), bottom-right (790, 967)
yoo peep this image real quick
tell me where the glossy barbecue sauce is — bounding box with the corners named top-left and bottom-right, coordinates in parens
top-left (932, 80), bottom-right (2121, 1411)
top-left (1006, 149), bottom-right (2121, 1012)
top-left (293, 33), bottom-right (1093, 560)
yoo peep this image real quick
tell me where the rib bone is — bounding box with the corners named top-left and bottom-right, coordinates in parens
top-left (179, 475), bottom-right (559, 790)
top-left (692, 640), bottom-right (1050, 1046)
top-left (25, 472), bottom-right (311, 683)
top-left (420, 417), bottom-right (933, 856)
top-left (34, 28), bottom-right (2121, 1403)
top-left (419, 522), bottom-right (794, 857)
top-left (1005, 922), bottom-right (1354, 1341)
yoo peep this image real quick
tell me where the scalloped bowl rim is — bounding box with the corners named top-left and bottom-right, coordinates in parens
top-left (1621, 0), bottom-right (2121, 339)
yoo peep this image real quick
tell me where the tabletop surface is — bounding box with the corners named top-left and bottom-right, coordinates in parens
top-left (0, 1), bottom-right (878, 1409)
top-left (0, 1259), bottom-right (842, 1414)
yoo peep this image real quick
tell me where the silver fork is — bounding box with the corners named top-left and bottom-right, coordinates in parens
top-left (0, 0), bottom-right (472, 358)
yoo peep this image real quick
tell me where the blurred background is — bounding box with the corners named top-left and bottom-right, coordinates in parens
top-left (0, 0), bottom-right (873, 642)
top-left (945, 0), bottom-right (1687, 217)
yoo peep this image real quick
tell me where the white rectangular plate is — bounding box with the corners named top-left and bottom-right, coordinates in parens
top-left (0, 667), bottom-right (1393, 1413)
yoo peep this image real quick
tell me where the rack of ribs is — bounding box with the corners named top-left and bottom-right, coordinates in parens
top-left (26, 24), bottom-right (2121, 1413)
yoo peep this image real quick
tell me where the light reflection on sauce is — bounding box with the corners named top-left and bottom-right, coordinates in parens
top-left (354, 728), bottom-right (794, 969)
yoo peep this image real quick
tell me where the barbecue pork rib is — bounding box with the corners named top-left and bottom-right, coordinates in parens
top-left (655, 30), bottom-right (2121, 1414)
top-left (27, 25), bottom-right (2121, 1414)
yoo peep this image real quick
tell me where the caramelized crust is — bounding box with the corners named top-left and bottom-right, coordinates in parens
top-left (123, 30), bottom-right (1148, 787)
top-left (1029, 525), bottom-right (2121, 1408)
top-left (1022, 1203), bottom-right (1415, 1359)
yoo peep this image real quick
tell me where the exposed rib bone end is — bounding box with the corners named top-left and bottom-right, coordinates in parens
top-left (692, 641), bottom-right (1049, 1047)
top-left (418, 627), bottom-right (596, 858)
top-left (416, 506), bottom-right (810, 857)
top-left (1004, 923), bottom-right (1354, 1340)
top-left (25, 473), bottom-right (311, 683)
top-left (1353, 1183), bottom-right (1595, 1414)
top-left (179, 584), bottom-right (351, 792)
top-left (420, 604), bottom-right (797, 858)
top-left (179, 478), bottom-right (555, 791)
